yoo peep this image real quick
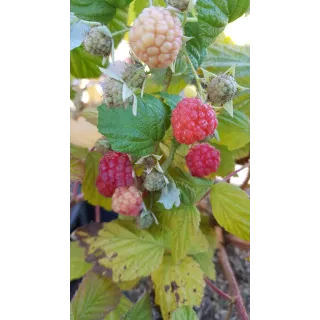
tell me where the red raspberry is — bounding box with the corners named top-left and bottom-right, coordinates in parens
top-left (186, 143), bottom-right (221, 177)
top-left (96, 151), bottom-right (134, 197)
top-left (171, 98), bottom-right (218, 145)
top-left (112, 186), bottom-right (143, 216)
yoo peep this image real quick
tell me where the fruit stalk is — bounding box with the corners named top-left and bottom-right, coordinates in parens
top-left (184, 48), bottom-right (205, 100)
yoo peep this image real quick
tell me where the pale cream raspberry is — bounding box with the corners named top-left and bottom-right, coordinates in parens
top-left (112, 186), bottom-right (143, 216)
top-left (129, 7), bottom-right (183, 69)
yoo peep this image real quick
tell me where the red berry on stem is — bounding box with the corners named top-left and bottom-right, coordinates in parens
top-left (96, 151), bottom-right (134, 197)
top-left (112, 186), bottom-right (143, 216)
top-left (171, 98), bottom-right (218, 145)
top-left (186, 143), bottom-right (221, 177)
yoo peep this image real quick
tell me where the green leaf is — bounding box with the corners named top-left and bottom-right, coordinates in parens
top-left (210, 182), bottom-right (250, 241)
top-left (105, 295), bottom-right (133, 320)
top-left (151, 256), bottom-right (204, 320)
top-left (70, 242), bottom-right (92, 281)
top-left (209, 143), bottom-right (235, 177)
top-left (192, 251), bottom-right (216, 280)
top-left (74, 220), bottom-right (165, 281)
top-left (227, 0), bottom-right (250, 23)
top-left (155, 205), bottom-right (202, 263)
top-left (215, 109), bottom-right (250, 151)
top-left (70, 46), bottom-right (103, 79)
top-left (82, 151), bottom-right (112, 210)
top-left (233, 143), bottom-right (250, 160)
top-left (71, 0), bottom-right (118, 25)
top-left (171, 306), bottom-right (198, 320)
top-left (169, 167), bottom-right (213, 205)
top-left (71, 271), bottom-right (121, 320)
top-left (195, 0), bottom-right (229, 48)
top-left (158, 92), bottom-right (182, 111)
top-left (98, 94), bottom-right (169, 157)
top-left (124, 294), bottom-right (152, 320)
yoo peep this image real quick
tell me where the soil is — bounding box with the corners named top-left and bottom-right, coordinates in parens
top-left (126, 244), bottom-right (250, 319)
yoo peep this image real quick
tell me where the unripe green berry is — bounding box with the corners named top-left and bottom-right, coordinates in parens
top-left (207, 74), bottom-right (237, 105)
top-left (137, 211), bottom-right (154, 229)
top-left (143, 171), bottom-right (166, 191)
top-left (84, 27), bottom-right (112, 57)
top-left (102, 77), bottom-right (133, 108)
top-left (95, 137), bottom-right (111, 154)
top-left (167, 0), bottom-right (191, 11)
top-left (122, 63), bottom-right (146, 90)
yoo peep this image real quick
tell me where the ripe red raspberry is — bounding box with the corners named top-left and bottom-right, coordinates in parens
top-left (171, 98), bottom-right (218, 144)
top-left (129, 7), bottom-right (183, 69)
top-left (96, 151), bottom-right (134, 197)
top-left (186, 143), bottom-right (221, 177)
top-left (112, 186), bottom-right (143, 216)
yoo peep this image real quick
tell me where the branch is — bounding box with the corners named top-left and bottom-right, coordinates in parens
top-left (222, 162), bottom-right (250, 183)
top-left (215, 226), bottom-right (249, 320)
top-left (225, 234), bottom-right (250, 252)
top-left (204, 277), bottom-right (234, 301)
top-left (240, 168), bottom-right (250, 190)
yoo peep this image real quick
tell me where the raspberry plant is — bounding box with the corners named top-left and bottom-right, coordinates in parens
top-left (70, 1), bottom-right (250, 319)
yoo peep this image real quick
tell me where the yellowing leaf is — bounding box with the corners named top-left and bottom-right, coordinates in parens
top-left (105, 295), bottom-right (133, 320)
top-left (156, 205), bottom-right (201, 263)
top-left (70, 242), bottom-right (92, 281)
top-left (74, 220), bottom-right (165, 282)
top-left (71, 271), bottom-right (121, 320)
top-left (210, 182), bottom-right (250, 241)
top-left (192, 251), bottom-right (216, 280)
top-left (71, 157), bottom-right (85, 182)
top-left (151, 256), bottom-right (204, 320)
top-left (118, 278), bottom-right (140, 291)
top-left (171, 306), bottom-right (198, 320)
top-left (82, 151), bottom-right (112, 210)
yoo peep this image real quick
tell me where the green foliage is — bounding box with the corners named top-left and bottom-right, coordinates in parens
top-left (70, 46), bottom-right (104, 79)
top-left (155, 204), bottom-right (202, 263)
top-left (70, 242), bottom-right (92, 281)
top-left (71, 0), bottom-right (133, 25)
top-left (215, 109), bottom-right (250, 151)
top-left (210, 182), bottom-right (250, 241)
top-left (209, 143), bottom-right (235, 177)
top-left (171, 306), bottom-right (198, 320)
top-left (71, 271), bottom-right (121, 320)
top-left (98, 94), bottom-right (170, 157)
top-left (124, 294), bottom-right (152, 320)
top-left (105, 295), bottom-right (133, 320)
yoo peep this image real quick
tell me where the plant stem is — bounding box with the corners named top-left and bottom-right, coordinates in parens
top-left (111, 28), bottom-right (130, 37)
top-left (215, 226), bottom-right (249, 320)
top-left (70, 193), bottom-right (84, 208)
top-left (225, 234), bottom-right (250, 252)
top-left (163, 67), bottom-right (173, 92)
top-left (184, 48), bottom-right (205, 101)
top-left (149, 0), bottom-right (153, 6)
top-left (95, 206), bottom-right (101, 222)
top-left (222, 162), bottom-right (250, 183)
top-left (224, 302), bottom-right (234, 320)
top-left (240, 168), bottom-right (250, 190)
top-left (162, 139), bottom-right (179, 172)
top-left (204, 277), bottom-right (234, 301)
top-left (186, 17), bottom-right (198, 22)
top-left (182, 12), bottom-right (188, 27)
